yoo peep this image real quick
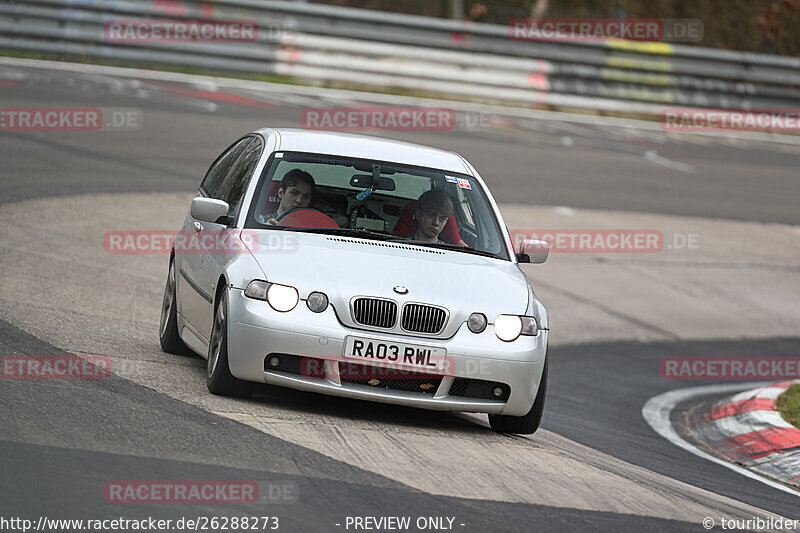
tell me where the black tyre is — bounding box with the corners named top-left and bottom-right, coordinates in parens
top-left (489, 355), bottom-right (547, 435)
top-left (206, 289), bottom-right (254, 398)
top-left (159, 260), bottom-right (192, 355)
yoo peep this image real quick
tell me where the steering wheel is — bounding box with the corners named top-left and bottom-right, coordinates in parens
top-left (274, 207), bottom-right (339, 228)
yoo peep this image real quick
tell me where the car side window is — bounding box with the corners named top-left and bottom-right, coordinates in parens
top-left (218, 137), bottom-right (263, 216)
top-left (200, 137), bottom-right (252, 199)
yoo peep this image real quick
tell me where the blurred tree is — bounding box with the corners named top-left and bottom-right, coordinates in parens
top-left (465, 2), bottom-right (488, 21)
top-left (313, 0), bottom-right (800, 55)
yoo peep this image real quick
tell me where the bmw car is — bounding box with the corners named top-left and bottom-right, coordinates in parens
top-left (159, 128), bottom-right (550, 434)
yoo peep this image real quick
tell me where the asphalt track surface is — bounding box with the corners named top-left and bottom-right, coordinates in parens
top-left (1, 61), bottom-right (799, 532)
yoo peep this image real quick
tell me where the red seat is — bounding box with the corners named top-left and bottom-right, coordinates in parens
top-left (392, 200), bottom-right (465, 246)
top-left (259, 180), bottom-right (283, 217)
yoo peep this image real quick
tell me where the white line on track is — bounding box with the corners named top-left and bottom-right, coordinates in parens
top-left (644, 150), bottom-right (695, 173)
top-left (642, 382), bottom-right (800, 497)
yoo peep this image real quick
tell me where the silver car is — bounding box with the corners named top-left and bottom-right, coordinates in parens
top-left (159, 128), bottom-right (550, 434)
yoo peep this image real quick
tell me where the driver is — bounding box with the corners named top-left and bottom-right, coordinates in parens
top-left (259, 169), bottom-right (316, 225)
top-left (406, 189), bottom-right (454, 244)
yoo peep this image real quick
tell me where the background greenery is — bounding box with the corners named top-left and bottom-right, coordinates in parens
top-left (778, 384), bottom-right (800, 429)
top-left (315, 0), bottom-right (800, 56)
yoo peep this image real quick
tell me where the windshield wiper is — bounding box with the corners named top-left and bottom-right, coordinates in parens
top-left (394, 239), bottom-right (505, 260)
top-left (286, 227), bottom-right (398, 241)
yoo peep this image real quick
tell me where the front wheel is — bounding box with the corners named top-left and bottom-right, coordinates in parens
top-left (159, 260), bottom-right (191, 355)
top-left (489, 355), bottom-right (547, 435)
top-left (206, 289), bottom-right (254, 398)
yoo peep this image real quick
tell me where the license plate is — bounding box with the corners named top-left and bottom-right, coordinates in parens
top-left (343, 336), bottom-right (447, 371)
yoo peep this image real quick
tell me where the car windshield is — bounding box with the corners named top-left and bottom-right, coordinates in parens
top-left (245, 151), bottom-right (510, 260)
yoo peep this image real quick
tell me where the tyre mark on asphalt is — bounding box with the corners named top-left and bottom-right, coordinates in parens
top-left (1, 132), bottom-right (196, 187)
top-left (531, 277), bottom-right (681, 341)
top-left (594, 258), bottom-right (800, 273)
top-left (215, 410), bottom-right (785, 523)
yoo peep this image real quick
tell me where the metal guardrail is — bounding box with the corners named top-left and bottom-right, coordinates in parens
top-left (2, 0), bottom-right (799, 115)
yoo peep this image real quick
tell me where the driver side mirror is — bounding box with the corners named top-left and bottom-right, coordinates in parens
top-left (516, 239), bottom-right (549, 264)
top-left (191, 197), bottom-right (232, 225)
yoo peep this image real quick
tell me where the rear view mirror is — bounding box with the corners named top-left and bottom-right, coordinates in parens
top-left (516, 239), bottom-right (549, 264)
top-left (350, 174), bottom-right (396, 191)
top-left (191, 197), bottom-right (230, 225)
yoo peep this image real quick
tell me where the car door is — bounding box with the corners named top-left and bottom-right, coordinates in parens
top-left (196, 135), bottom-right (264, 339)
top-left (178, 137), bottom-right (253, 339)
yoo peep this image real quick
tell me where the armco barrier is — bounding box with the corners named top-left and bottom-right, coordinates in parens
top-left (1, 0), bottom-right (799, 115)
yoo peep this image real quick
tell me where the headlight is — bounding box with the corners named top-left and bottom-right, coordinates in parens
top-left (267, 283), bottom-right (299, 312)
top-left (493, 315), bottom-right (539, 342)
top-left (306, 291), bottom-right (329, 313)
top-left (244, 280), bottom-right (298, 312)
top-left (467, 312), bottom-right (487, 333)
top-left (493, 314), bottom-right (522, 342)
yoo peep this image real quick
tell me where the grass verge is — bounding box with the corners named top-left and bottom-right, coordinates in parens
top-left (777, 384), bottom-right (800, 428)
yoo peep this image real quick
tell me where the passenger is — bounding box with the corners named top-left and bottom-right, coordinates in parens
top-left (406, 189), bottom-right (454, 244)
top-left (259, 169), bottom-right (315, 225)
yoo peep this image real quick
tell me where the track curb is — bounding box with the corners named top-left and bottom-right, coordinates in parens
top-left (687, 381), bottom-right (800, 488)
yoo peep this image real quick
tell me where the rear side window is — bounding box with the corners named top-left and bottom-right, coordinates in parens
top-left (200, 137), bottom-right (253, 198)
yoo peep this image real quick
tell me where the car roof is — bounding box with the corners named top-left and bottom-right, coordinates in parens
top-left (253, 128), bottom-right (472, 175)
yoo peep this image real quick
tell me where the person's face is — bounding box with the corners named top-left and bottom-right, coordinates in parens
top-left (415, 208), bottom-right (449, 242)
top-left (277, 181), bottom-right (312, 214)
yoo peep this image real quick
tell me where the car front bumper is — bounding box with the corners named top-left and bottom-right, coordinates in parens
top-left (226, 288), bottom-right (547, 416)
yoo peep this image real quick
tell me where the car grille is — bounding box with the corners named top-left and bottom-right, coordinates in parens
top-left (352, 297), bottom-right (397, 329)
top-left (401, 303), bottom-right (447, 334)
top-left (449, 378), bottom-right (510, 401)
top-left (338, 362), bottom-right (441, 395)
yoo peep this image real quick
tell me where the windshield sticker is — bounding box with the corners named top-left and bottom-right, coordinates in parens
top-left (445, 175), bottom-right (458, 183)
top-left (456, 178), bottom-right (472, 190)
top-left (274, 152), bottom-right (283, 158)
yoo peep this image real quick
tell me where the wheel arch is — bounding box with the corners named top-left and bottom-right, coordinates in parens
top-left (214, 273), bottom-right (229, 309)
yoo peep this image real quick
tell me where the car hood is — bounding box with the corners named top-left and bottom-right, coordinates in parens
top-left (248, 232), bottom-right (529, 337)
